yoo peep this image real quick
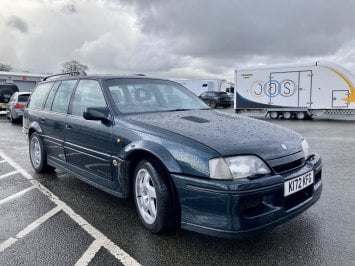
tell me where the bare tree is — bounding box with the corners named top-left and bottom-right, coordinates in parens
top-left (0, 63), bottom-right (13, 72)
top-left (61, 60), bottom-right (88, 73)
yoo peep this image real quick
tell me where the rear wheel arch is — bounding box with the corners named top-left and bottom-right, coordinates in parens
top-left (28, 128), bottom-right (36, 138)
top-left (28, 122), bottom-right (43, 139)
top-left (29, 132), bottom-right (54, 173)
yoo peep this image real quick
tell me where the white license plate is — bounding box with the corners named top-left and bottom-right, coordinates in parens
top-left (284, 171), bottom-right (314, 197)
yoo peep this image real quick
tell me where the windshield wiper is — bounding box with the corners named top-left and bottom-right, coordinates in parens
top-left (165, 108), bottom-right (210, 112)
top-left (166, 108), bottom-right (193, 112)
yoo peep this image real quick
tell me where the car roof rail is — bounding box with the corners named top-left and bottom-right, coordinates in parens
top-left (131, 73), bottom-right (146, 76)
top-left (42, 71), bottom-right (87, 81)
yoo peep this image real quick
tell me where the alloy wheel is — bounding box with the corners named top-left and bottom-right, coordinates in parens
top-left (135, 168), bottom-right (157, 225)
top-left (30, 136), bottom-right (42, 168)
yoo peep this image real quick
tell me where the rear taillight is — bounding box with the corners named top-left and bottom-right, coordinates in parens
top-left (14, 103), bottom-right (25, 109)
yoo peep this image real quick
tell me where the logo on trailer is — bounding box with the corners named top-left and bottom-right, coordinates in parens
top-left (263, 80), bottom-right (280, 97)
top-left (279, 79), bottom-right (297, 97)
top-left (250, 80), bottom-right (264, 97)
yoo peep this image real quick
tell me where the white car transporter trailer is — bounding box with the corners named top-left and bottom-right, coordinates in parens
top-left (234, 61), bottom-right (355, 119)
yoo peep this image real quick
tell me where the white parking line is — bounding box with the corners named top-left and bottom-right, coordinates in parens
top-left (0, 238), bottom-right (17, 253)
top-left (75, 240), bottom-right (102, 266)
top-left (0, 160), bottom-right (6, 163)
top-left (0, 150), bottom-right (141, 266)
top-left (0, 170), bottom-right (19, 180)
top-left (0, 206), bottom-right (61, 253)
top-left (0, 186), bottom-right (35, 206)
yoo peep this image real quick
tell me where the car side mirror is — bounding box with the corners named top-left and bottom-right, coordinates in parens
top-left (83, 107), bottom-right (111, 124)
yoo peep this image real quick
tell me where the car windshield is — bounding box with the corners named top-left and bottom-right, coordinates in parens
top-left (105, 78), bottom-right (209, 114)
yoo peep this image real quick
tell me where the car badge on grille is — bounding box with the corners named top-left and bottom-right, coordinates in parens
top-left (281, 144), bottom-right (288, 151)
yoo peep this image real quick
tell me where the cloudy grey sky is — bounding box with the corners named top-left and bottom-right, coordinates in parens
top-left (1, 0), bottom-right (355, 80)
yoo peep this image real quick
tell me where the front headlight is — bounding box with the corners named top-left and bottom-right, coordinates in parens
top-left (209, 155), bottom-right (271, 180)
top-left (302, 139), bottom-right (311, 159)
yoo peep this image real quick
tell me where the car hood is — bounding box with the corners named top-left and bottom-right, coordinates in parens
top-left (125, 110), bottom-right (303, 160)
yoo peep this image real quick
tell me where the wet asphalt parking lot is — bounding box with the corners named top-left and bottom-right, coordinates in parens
top-left (0, 110), bottom-right (354, 266)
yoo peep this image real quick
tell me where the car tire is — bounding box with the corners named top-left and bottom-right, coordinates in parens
top-left (133, 159), bottom-right (176, 233)
top-left (9, 114), bottom-right (14, 124)
top-left (210, 101), bottom-right (217, 108)
top-left (295, 112), bottom-right (306, 120)
top-left (269, 111), bottom-right (279, 119)
top-left (10, 116), bottom-right (19, 124)
top-left (282, 111), bottom-right (292, 120)
top-left (29, 132), bottom-right (55, 173)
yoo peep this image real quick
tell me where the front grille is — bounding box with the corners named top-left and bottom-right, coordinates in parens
top-left (240, 196), bottom-right (266, 218)
top-left (272, 158), bottom-right (305, 174)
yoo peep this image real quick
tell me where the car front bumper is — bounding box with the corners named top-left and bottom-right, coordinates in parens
top-left (171, 154), bottom-right (322, 238)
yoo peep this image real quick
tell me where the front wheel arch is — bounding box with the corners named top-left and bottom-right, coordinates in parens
top-left (120, 141), bottom-right (182, 173)
top-left (127, 151), bottom-right (181, 231)
top-left (126, 150), bottom-right (177, 197)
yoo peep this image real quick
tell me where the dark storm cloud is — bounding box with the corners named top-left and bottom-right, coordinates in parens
top-left (2, 0), bottom-right (354, 78)
top-left (6, 16), bottom-right (28, 33)
top-left (120, 0), bottom-right (355, 60)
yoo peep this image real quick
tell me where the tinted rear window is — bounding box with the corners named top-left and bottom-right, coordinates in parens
top-left (0, 85), bottom-right (19, 102)
top-left (18, 94), bottom-right (30, 102)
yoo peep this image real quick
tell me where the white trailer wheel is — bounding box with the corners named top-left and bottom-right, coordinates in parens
top-left (296, 112), bottom-right (306, 120)
top-left (283, 111), bottom-right (292, 120)
top-left (269, 111), bottom-right (279, 119)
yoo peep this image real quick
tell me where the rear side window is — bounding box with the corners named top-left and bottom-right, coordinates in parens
top-left (51, 80), bottom-right (77, 113)
top-left (71, 80), bottom-right (106, 117)
top-left (44, 81), bottom-right (61, 110)
top-left (18, 94), bottom-right (30, 102)
top-left (28, 83), bottom-right (53, 109)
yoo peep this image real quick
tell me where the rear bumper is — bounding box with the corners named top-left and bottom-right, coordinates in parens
top-left (0, 103), bottom-right (8, 111)
top-left (171, 154), bottom-right (322, 238)
top-left (217, 100), bottom-right (232, 106)
top-left (8, 109), bottom-right (24, 119)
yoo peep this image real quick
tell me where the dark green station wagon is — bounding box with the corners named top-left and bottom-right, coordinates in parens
top-left (23, 71), bottom-right (322, 238)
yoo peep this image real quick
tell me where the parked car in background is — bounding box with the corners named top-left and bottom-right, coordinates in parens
top-left (0, 84), bottom-right (19, 111)
top-left (23, 71), bottom-right (322, 238)
top-left (6, 91), bottom-right (31, 123)
top-left (199, 91), bottom-right (232, 108)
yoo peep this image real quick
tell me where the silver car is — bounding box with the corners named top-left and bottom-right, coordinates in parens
top-left (6, 92), bottom-right (31, 123)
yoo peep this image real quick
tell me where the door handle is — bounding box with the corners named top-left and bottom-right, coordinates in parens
top-left (66, 125), bottom-right (72, 129)
top-left (40, 118), bottom-right (45, 122)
